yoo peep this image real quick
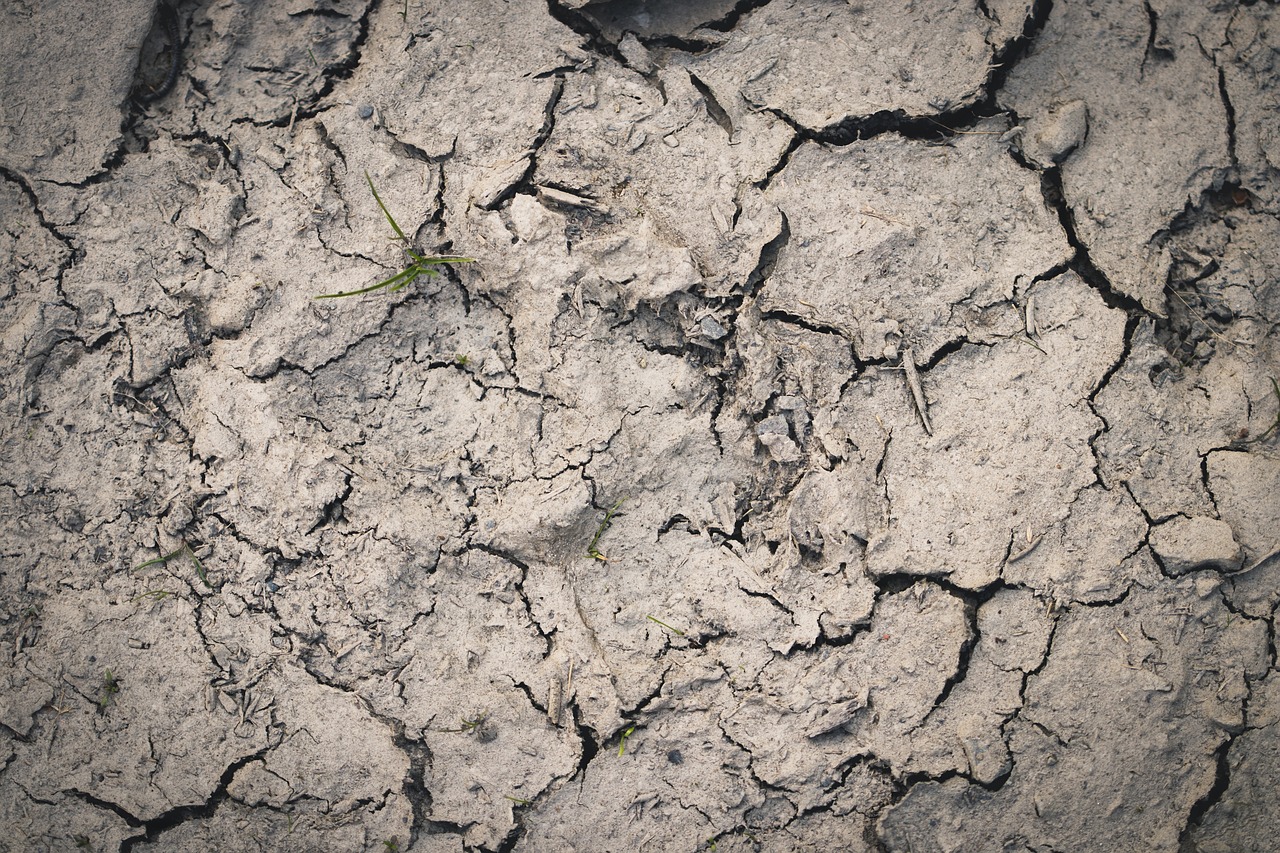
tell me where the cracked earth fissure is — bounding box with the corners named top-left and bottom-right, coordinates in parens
top-left (2, 0), bottom-right (1277, 850)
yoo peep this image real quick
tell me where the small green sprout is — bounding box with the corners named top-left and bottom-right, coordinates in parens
top-left (586, 498), bottom-right (625, 561)
top-left (134, 543), bottom-right (212, 589)
top-left (131, 589), bottom-right (175, 603)
top-left (97, 670), bottom-right (120, 711)
top-left (382, 840), bottom-right (400, 853)
top-left (504, 795), bottom-right (531, 806)
top-left (618, 724), bottom-right (636, 757)
top-left (441, 713), bottom-right (493, 740)
top-left (454, 354), bottom-right (470, 367)
top-left (316, 172), bottom-right (474, 299)
top-left (646, 615), bottom-right (685, 636)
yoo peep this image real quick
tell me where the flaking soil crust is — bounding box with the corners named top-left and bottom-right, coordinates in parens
top-left (1, 1), bottom-right (1278, 851)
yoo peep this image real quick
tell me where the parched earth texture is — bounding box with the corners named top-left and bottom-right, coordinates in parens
top-left (1, 0), bottom-right (1279, 851)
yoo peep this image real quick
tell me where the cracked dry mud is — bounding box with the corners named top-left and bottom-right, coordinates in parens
top-left (1, 0), bottom-right (1278, 850)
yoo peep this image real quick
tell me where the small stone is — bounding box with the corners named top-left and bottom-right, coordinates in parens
top-left (1149, 516), bottom-right (1242, 575)
top-left (1022, 99), bottom-right (1088, 168)
top-left (699, 315), bottom-right (727, 340)
top-left (756, 415), bottom-right (790, 436)
top-left (756, 415), bottom-right (801, 463)
top-left (357, 104), bottom-right (374, 120)
top-left (618, 33), bottom-right (655, 75)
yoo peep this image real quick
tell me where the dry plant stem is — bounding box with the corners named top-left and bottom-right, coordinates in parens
top-left (901, 348), bottom-right (933, 435)
top-left (1008, 533), bottom-right (1044, 562)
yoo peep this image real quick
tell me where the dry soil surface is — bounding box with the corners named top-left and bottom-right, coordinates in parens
top-left (1, 1), bottom-right (1279, 851)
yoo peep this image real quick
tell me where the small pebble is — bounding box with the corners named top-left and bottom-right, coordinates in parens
top-left (357, 104), bottom-right (374, 120)
top-left (699, 315), bottom-right (728, 340)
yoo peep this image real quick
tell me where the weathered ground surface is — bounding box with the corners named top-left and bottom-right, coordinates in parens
top-left (1, 0), bottom-right (1278, 850)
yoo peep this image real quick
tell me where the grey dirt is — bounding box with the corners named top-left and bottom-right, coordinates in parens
top-left (1, 1), bottom-right (1278, 851)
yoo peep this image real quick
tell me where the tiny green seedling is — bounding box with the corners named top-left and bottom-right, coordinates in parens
top-left (97, 670), bottom-right (120, 712)
top-left (316, 172), bottom-right (474, 299)
top-left (617, 724), bottom-right (637, 756)
top-left (586, 498), bottom-right (625, 561)
top-left (455, 354), bottom-right (470, 367)
top-left (382, 840), bottom-right (400, 853)
top-left (131, 589), bottom-right (175, 604)
top-left (646, 615), bottom-right (685, 636)
top-left (441, 713), bottom-right (490, 736)
top-left (134, 543), bottom-right (212, 589)
top-left (504, 795), bottom-right (531, 806)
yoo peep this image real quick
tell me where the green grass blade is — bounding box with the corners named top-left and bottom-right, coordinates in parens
top-left (366, 171), bottom-right (411, 246)
top-left (315, 267), bottom-right (417, 299)
top-left (134, 547), bottom-right (187, 571)
top-left (188, 549), bottom-right (212, 589)
top-left (646, 615), bottom-right (685, 636)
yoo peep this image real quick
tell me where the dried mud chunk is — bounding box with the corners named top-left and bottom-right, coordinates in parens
top-left (1205, 451), bottom-right (1280, 561)
top-left (216, 664), bottom-right (413, 834)
top-left (1001, 484), bottom-right (1159, 603)
top-left (518, 681), bottom-right (756, 852)
top-left (905, 588), bottom-right (1053, 784)
top-left (862, 273), bottom-right (1126, 590)
top-left (721, 583), bottom-right (969, 806)
top-left (1221, 3), bottom-right (1280, 213)
top-left (1094, 321), bottom-right (1268, 520)
top-left (52, 136), bottom-right (248, 381)
top-left (173, 362), bottom-right (351, 558)
top-left (1206, 449), bottom-right (1280, 616)
top-left (734, 306), bottom-right (857, 418)
top-left (681, 0), bottom-right (1022, 130)
top-left (578, 0), bottom-right (742, 41)
top-left (1000, 0), bottom-right (1229, 311)
top-left (880, 577), bottom-right (1269, 852)
top-left (0, 784), bottom-right (138, 852)
top-left (459, 196), bottom-right (705, 393)
top-left (179, 0), bottom-right (371, 132)
top-left (387, 552), bottom-right (581, 850)
top-left (269, 120), bottom-right (443, 261)
top-left (1188, 210), bottom-right (1280, 328)
top-left (0, 0), bottom-right (152, 182)
top-left (0, 178), bottom-right (73, 365)
top-left (522, 528), bottom-right (793, 733)
top-left (1190, 671), bottom-right (1280, 853)
top-left (536, 61), bottom-right (789, 296)
top-left (1017, 99), bottom-right (1089, 168)
top-left (334, 0), bottom-right (584, 214)
top-left (4, 591), bottom-right (270, 821)
top-left (1149, 516), bottom-right (1243, 575)
top-left (785, 466), bottom-right (878, 569)
top-left (761, 131), bottom-right (1069, 361)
